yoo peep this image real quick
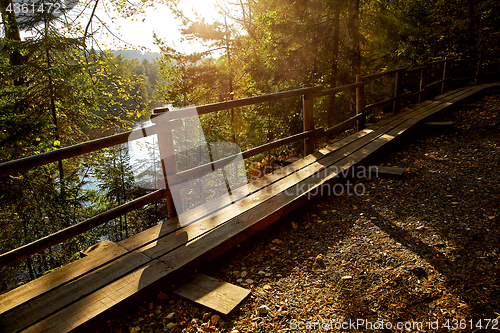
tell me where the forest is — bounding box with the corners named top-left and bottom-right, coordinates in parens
top-left (0, 0), bottom-right (499, 291)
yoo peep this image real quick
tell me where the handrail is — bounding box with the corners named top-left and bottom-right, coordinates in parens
top-left (426, 76), bottom-right (452, 88)
top-left (362, 67), bottom-right (408, 80)
top-left (152, 85), bottom-right (324, 120)
top-left (162, 128), bottom-right (324, 187)
top-left (405, 66), bottom-right (427, 74)
top-left (310, 81), bottom-right (367, 98)
top-left (0, 126), bottom-right (159, 178)
top-left (0, 189), bottom-right (169, 268)
top-left (0, 54), bottom-right (498, 269)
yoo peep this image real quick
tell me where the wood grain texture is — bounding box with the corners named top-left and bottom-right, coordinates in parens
top-left (173, 274), bottom-right (250, 314)
top-left (0, 242), bottom-right (128, 315)
top-left (0, 250), bottom-right (151, 333)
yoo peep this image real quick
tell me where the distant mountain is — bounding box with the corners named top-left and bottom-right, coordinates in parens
top-left (111, 50), bottom-right (161, 62)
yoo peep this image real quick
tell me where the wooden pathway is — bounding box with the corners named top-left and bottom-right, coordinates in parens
top-left (0, 83), bottom-right (498, 332)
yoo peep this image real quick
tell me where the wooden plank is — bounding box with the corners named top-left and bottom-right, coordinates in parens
top-left (0, 242), bottom-right (128, 315)
top-left (370, 166), bottom-right (408, 178)
top-left (410, 86), bottom-right (485, 120)
top-left (69, 84), bottom-right (488, 261)
top-left (155, 85), bottom-right (324, 119)
top-left (0, 250), bottom-right (151, 333)
top-left (23, 259), bottom-right (171, 333)
top-left (371, 86), bottom-right (476, 128)
top-left (173, 274), bottom-right (250, 315)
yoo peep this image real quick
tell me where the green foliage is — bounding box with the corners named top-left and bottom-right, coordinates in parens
top-left (1, 0), bottom-right (500, 290)
top-left (0, 0), bottom-right (165, 288)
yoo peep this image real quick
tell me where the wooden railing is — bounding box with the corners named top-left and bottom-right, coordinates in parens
top-left (0, 55), bottom-right (498, 269)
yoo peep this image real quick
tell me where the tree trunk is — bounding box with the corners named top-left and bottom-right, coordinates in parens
top-left (0, 0), bottom-right (27, 85)
top-left (328, 6), bottom-right (341, 128)
top-left (466, 0), bottom-right (476, 56)
top-left (347, 0), bottom-right (361, 76)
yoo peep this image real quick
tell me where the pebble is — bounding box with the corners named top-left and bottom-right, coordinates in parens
top-left (258, 305), bottom-right (270, 315)
top-left (257, 270), bottom-right (266, 276)
top-left (240, 271), bottom-right (248, 278)
top-left (211, 314), bottom-right (220, 324)
top-left (165, 312), bottom-right (175, 320)
top-left (245, 279), bottom-right (255, 284)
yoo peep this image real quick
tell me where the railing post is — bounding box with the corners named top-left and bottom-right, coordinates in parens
top-left (441, 58), bottom-right (452, 94)
top-left (302, 83), bottom-right (315, 155)
top-left (475, 54), bottom-right (482, 85)
top-left (356, 75), bottom-right (365, 131)
top-left (151, 109), bottom-right (178, 219)
top-left (419, 62), bottom-right (429, 103)
top-left (393, 67), bottom-right (404, 114)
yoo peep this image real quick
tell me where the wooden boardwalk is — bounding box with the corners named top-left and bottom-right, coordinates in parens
top-left (0, 83), bottom-right (498, 332)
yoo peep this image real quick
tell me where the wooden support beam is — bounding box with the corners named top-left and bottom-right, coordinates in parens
top-left (302, 84), bottom-right (315, 155)
top-left (356, 75), bottom-right (366, 131)
top-left (419, 64), bottom-right (429, 103)
top-left (0, 189), bottom-right (169, 269)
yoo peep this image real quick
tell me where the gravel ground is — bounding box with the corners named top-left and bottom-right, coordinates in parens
top-left (97, 93), bottom-right (500, 333)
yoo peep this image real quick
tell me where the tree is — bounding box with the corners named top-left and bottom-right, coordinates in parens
top-left (0, 0), bottom-right (166, 287)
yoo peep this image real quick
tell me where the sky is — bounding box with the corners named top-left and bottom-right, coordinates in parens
top-left (96, 0), bottom-right (220, 54)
